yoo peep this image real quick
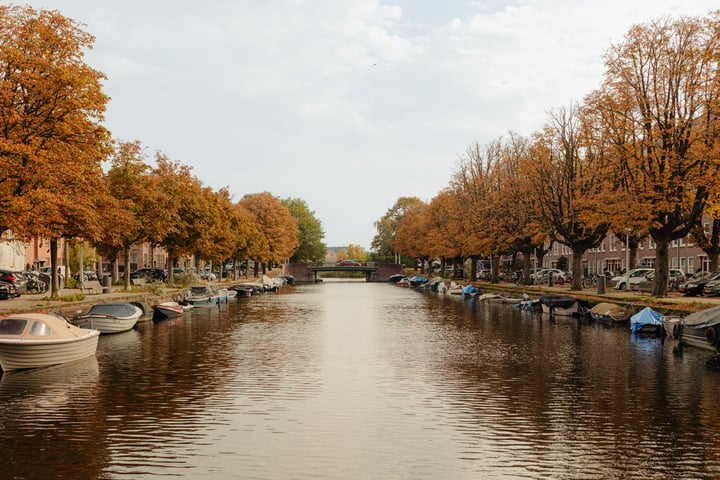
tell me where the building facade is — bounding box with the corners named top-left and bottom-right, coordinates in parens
top-left (543, 230), bottom-right (711, 276)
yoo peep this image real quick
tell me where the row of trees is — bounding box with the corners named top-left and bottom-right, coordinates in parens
top-left (0, 6), bottom-right (326, 295)
top-left (373, 12), bottom-right (720, 297)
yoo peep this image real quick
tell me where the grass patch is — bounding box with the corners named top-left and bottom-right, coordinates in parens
top-left (44, 293), bottom-right (86, 302)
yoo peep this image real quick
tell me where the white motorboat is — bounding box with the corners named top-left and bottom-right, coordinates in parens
top-left (71, 302), bottom-right (144, 334)
top-left (0, 313), bottom-right (100, 371)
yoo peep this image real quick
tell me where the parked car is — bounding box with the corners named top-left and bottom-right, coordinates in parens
top-left (703, 276), bottom-right (720, 297)
top-left (337, 259), bottom-right (361, 266)
top-left (0, 280), bottom-right (18, 299)
top-left (534, 268), bottom-right (567, 284)
top-left (679, 271), bottom-right (720, 296)
top-left (477, 269), bottom-right (491, 281)
top-left (610, 268), bottom-right (654, 290)
top-left (200, 269), bottom-right (217, 281)
top-left (0, 269), bottom-right (25, 295)
top-left (629, 269), bottom-right (686, 292)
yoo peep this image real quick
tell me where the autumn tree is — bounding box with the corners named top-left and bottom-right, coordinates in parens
top-left (281, 198), bottom-right (326, 262)
top-left (394, 201), bottom-right (432, 272)
top-left (103, 141), bottom-right (162, 289)
top-left (229, 203), bottom-right (266, 279)
top-left (152, 155), bottom-right (206, 283)
top-left (239, 192), bottom-right (299, 273)
top-left (527, 105), bottom-right (609, 290)
top-left (0, 6), bottom-right (111, 294)
top-left (195, 187), bottom-right (238, 268)
top-left (371, 197), bottom-right (424, 260)
top-left (423, 190), bottom-right (466, 275)
top-left (489, 133), bottom-right (548, 284)
top-left (346, 244), bottom-right (367, 261)
top-left (588, 14), bottom-right (720, 296)
top-left (691, 195), bottom-right (720, 272)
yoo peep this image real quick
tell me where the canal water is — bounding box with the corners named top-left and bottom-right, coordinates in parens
top-left (2, 280), bottom-right (720, 479)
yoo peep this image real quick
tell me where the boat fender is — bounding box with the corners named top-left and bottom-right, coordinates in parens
top-left (706, 326), bottom-right (718, 346)
top-left (672, 323), bottom-right (682, 340)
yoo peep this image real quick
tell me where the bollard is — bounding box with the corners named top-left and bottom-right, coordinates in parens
top-left (597, 276), bottom-right (605, 294)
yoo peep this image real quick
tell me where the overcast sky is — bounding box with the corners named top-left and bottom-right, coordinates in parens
top-left (24, 0), bottom-right (719, 249)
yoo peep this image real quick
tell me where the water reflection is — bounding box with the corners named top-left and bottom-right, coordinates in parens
top-left (1, 282), bottom-right (720, 479)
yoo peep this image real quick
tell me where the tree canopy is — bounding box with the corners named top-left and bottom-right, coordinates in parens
top-left (282, 198), bottom-right (326, 263)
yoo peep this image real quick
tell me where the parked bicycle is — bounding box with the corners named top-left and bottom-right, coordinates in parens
top-left (581, 271), bottom-right (614, 289)
top-left (24, 271), bottom-right (49, 294)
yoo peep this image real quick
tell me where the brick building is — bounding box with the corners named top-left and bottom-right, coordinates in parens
top-left (543, 230), bottom-right (711, 277)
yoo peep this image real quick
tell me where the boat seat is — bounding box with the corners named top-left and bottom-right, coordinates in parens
top-left (81, 280), bottom-right (103, 294)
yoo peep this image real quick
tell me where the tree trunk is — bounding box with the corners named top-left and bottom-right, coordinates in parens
top-left (168, 257), bottom-right (175, 284)
top-left (522, 249), bottom-right (533, 285)
top-left (64, 238), bottom-right (70, 282)
top-left (570, 246), bottom-right (584, 291)
top-left (652, 233), bottom-right (670, 297)
top-left (469, 256), bottom-right (477, 281)
top-left (490, 255), bottom-right (500, 284)
top-left (535, 242), bottom-right (551, 269)
top-left (124, 245), bottom-right (131, 290)
top-left (50, 239), bottom-right (60, 297)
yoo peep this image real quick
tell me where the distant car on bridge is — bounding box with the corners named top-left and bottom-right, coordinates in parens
top-left (337, 259), bottom-right (361, 266)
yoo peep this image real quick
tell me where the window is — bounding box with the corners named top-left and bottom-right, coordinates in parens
top-left (29, 321), bottom-right (55, 336)
top-left (700, 255), bottom-right (710, 272)
top-left (0, 318), bottom-right (27, 335)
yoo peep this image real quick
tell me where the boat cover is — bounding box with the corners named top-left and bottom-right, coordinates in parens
top-left (410, 276), bottom-right (428, 284)
top-left (539, 295), bottom-right (588, 309)
top-left (462, 285), bottom-right (480, 295)
top-left (589, 302), bottom-right (629, 319)
top-left (630, 307), bottom-right (662, 333)
top-left (682, 305), bottom-right (720, 327)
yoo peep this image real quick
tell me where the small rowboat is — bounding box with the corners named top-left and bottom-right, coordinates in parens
top-left (151, 302), bottom-right (185, 321)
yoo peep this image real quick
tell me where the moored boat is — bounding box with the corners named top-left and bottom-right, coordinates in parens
top-left (151, 302), bottom-right (184, 321)
top-left (589, 302), bottom-right (632, 323)
top-left (630, 307), bottom-right (664, 335)
top-left (0, 313), bottom-right (100, 371)
top-left (71, 302), bottom-right (144, 334)
top-left (230, 284), bottom-right (256, 297)
top-left (409, 276), bottom-right (428, 287)
top-left (215, 287), bottom-right (229, 304)
top-left (539, 295), bottom-right (589, 317)
top-left (183, 286), bottom-right (217, 307)
top-left (677, 305), bottom-right (720, 352)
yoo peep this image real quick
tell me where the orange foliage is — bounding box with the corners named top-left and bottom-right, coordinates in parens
top-left (0, 6), bottom-right (110, 237)
top-left (239, 192), bottom-right (299, 264)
